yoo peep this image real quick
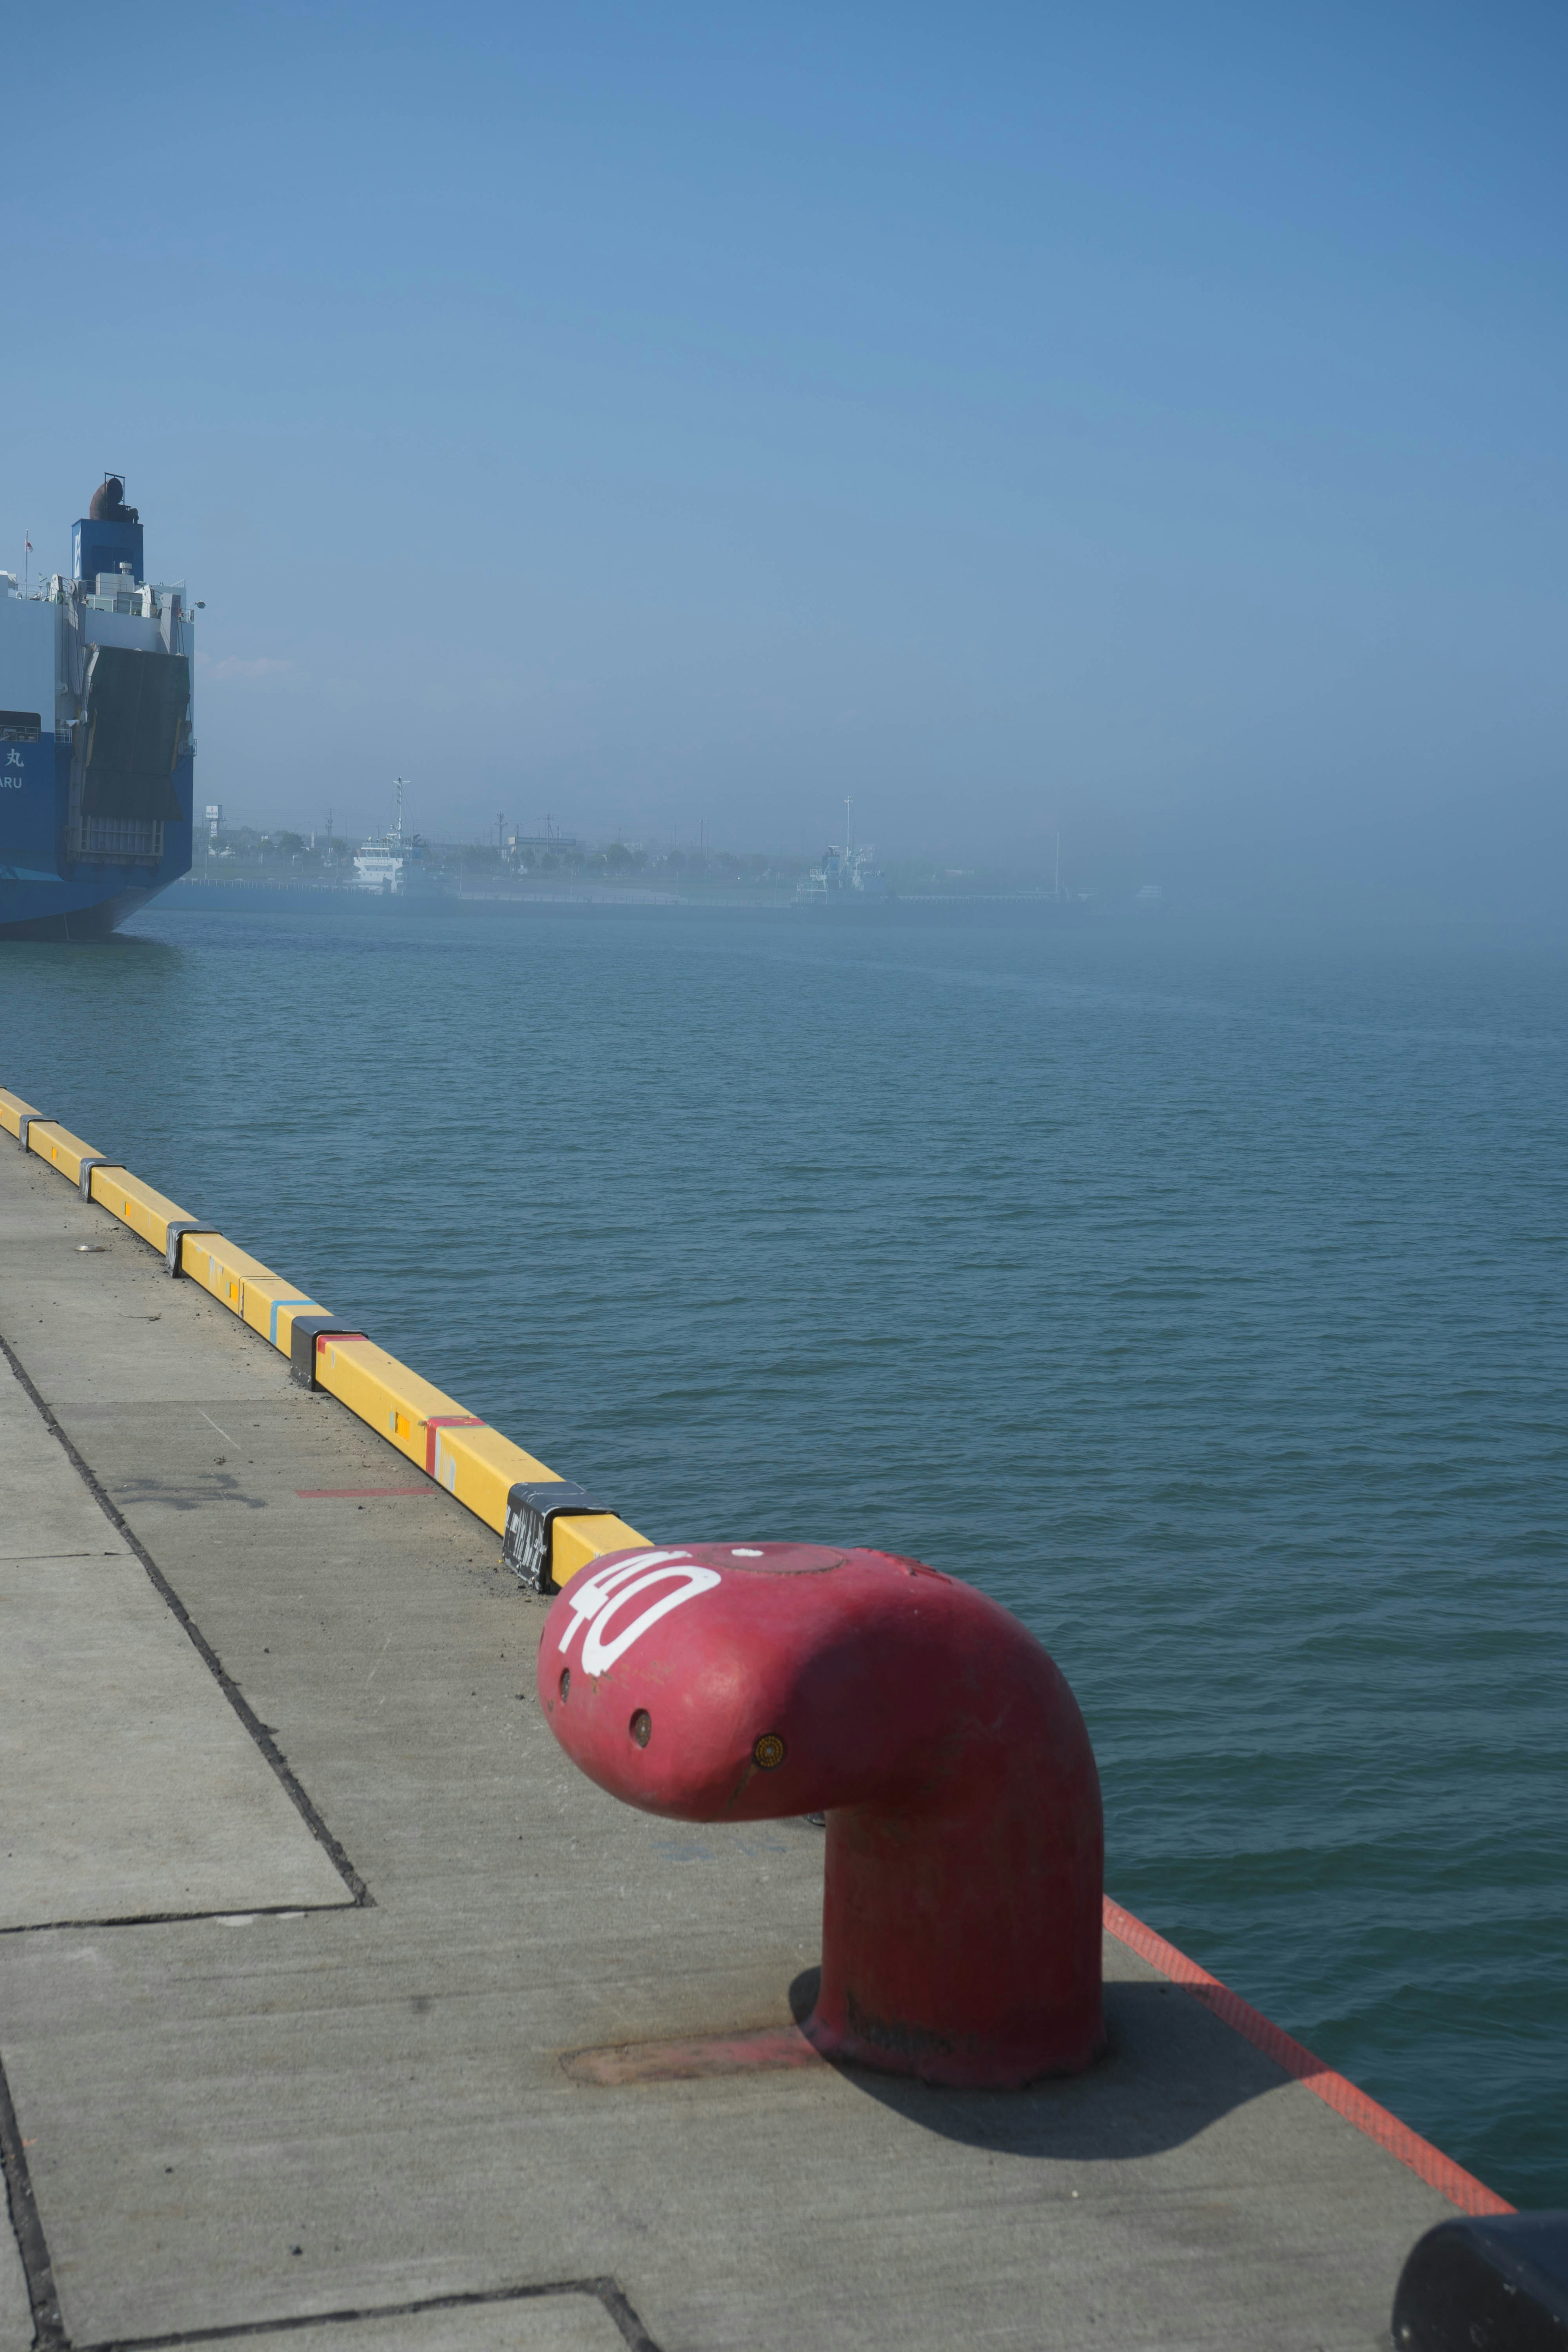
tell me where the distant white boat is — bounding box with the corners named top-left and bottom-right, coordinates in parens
top-left (796, 793), bottom-right (891, 901)
top-left (354, 778), bottom-right (438, 896)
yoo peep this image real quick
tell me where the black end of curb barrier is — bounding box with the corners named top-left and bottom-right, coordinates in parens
top-left (504, 1481), bottom-right (614, 1593)
top-left (165, 1221), bottom-right (220, 1277)
top-left (288, 1315), bottom-right (363, 1390)
top-left (78, 1156), bottom-right (121, 1200)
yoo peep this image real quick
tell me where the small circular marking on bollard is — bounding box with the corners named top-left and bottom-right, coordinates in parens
top-left (629, 1709), bottom-right (652, 1748)
top-left (558, 1669), bottom-right (570, 1703)
top-left (753, 1733), bottom-right (786, 1770)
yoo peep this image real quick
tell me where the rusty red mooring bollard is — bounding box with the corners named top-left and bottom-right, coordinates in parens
top-left (537, 1541), bottom-right (1105, 2087)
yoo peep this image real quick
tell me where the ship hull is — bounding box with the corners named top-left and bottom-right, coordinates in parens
top-left (0, 875), bottom-right (173, 941)
top-left (0, 740), bottom-right (194, 940)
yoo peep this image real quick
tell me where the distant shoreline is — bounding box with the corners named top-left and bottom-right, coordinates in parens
top-left (159, 877), bottom-right (1097, 918)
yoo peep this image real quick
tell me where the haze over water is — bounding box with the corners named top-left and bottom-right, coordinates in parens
top-left (4, 897), bottom-right (1563, 2209)
top-left (10, 5), bottom-right (1567, 892)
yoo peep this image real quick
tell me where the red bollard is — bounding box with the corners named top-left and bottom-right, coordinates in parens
top-left (537, 1541), bottom-right (1105, 2087)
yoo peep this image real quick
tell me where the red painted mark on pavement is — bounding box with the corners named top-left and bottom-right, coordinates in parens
top-left (1102, 1896), bottom-right (1511, 2217)
top-left (424, 1414), bottom-right (485, 1476)
top-left (295, 1488), bottom-right (434, 1499)
top-left (563, 2024), bottom-right (824, 2086)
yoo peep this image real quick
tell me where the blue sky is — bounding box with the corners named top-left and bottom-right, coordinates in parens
top-left (6, 2), bottom-right (1565, 893)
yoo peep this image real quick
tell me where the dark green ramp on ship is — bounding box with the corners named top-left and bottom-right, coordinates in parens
top-left (80, 644), bottom-right (187, 820)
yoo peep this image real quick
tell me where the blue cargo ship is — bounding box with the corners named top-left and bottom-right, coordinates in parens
top-left (0, 476), bottom-right (195, 940)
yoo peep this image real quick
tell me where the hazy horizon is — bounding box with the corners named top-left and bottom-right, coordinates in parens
top-left (7, 3), bottom-right (1564, 914)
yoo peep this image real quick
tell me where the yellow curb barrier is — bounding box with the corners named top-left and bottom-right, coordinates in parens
top-left (3, 1080), bottom-right (646, 1585)
top-left (550, 1510), bottom-right (650, 1584)
top-left (27, 1120), bottom-right (104, 1186)
top-left (89, 1168), bottom-right (197, 1254)
top-left (313, 1334), bottom-right (488, 1472)
top-left (180, 1232), bottom-right (284, 1320)
top-left (308, 1333), bottom-right (645, 1559)
top-left (240, 1275), bottom-right (333, 1356)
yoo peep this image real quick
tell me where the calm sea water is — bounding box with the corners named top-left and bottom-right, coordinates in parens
top-left (4, 898), bottom-right (1564, 2209)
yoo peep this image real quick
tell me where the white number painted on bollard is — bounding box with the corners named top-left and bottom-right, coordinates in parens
top-left (556, 1550), bottom-right (722, 1675)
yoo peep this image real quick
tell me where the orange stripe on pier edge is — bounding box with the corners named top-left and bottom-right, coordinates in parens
top-left (1102, 1897), bottom-right (1511, 2217)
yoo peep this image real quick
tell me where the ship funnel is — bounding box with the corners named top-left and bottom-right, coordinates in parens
top-left (76, 474), bottom-right (144, 585)
top-left (88, 476), bottom-right (139, 524)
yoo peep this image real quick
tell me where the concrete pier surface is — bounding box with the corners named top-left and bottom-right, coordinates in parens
top-left (0, 1140), bottom-right (1476, 2350)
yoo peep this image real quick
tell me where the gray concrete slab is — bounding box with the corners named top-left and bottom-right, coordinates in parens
top-left (0, 1143), bottom-right (1461, 2350)
top-left (0, 1354), bottom-right (129, 1565)
top-left (0, 1336), bottom-right (352, 1931)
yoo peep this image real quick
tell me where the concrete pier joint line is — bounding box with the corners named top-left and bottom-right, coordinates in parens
top-left (0, 2051), bottom-right (65, 2351)
top-left (73, 2280), bottom-right (662, 2352)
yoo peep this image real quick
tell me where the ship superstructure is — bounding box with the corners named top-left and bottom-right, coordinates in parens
top-left (353, 778), bottom-right (436, 895)
top-left (797, 795), bottom-right (890, 901)
top-left (0, 476), bottom-right (195, 940)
